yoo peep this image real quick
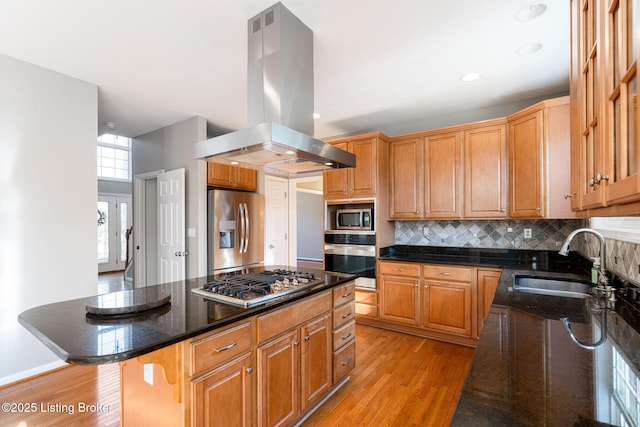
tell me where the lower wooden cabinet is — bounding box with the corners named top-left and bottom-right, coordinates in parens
top-left (257, 311), bottom-right (332, 426)
top-left (119, 288), bottom-right (355, 427)
top-left (374, 260), bottom-right (502, 346)
top-left (192, 352), bottom-right (253, 427)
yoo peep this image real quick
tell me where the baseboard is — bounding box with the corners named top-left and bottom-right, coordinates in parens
top-left (0, 360), bottom-right (67, 388)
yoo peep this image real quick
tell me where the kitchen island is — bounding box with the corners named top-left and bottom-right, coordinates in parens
top-left (379, 246), bottom-right (640, 426)
top-left (19, 266), bottom-right (357, 427)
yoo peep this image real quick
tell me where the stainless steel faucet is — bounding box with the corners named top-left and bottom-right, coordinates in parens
top-left (558, 228), bottom-right (609, 287)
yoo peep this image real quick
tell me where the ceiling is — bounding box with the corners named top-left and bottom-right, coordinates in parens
top-left (0, 0), bottom-right (569, 140)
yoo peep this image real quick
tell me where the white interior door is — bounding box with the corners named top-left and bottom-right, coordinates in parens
top-left (158, 168), bottom-right (186, 283)
top-left (264, 175), bottom-right (289, 267)
top-left (98, 194), bottom-right (132, 273)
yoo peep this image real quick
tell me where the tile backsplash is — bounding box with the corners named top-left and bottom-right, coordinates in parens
top-left (394, 219), bottom-right (586, 250)
top-left (393, 219), bottom-right (640, 285)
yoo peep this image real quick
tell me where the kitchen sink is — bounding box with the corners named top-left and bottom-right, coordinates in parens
top-left (513, 276), bottom-right (594, 299)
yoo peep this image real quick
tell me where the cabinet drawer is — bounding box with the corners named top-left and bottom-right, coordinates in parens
top-left (333, 281), bottom-right (356, 307)
top-left (190, 322), bottom-right (252, 376)
top-left (332, 320), bottom-right (355, 351)
top-left (379, 261), bottom-right (420, 277)
top-left (257, 291), bottom-right (332, 344)
top-left (333, 340), bottom-right (356, 384)
top-left (422, 264), bottom-right (472, 282)
top-left (333, 301), bottom-right (355, 329)
top-left (355, 289), bottom-right (377, 305)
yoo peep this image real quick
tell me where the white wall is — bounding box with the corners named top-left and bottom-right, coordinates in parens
top-left (133, 116), bottom-right (208, 279)
top-left (0, 54), bottom-right (98, 384)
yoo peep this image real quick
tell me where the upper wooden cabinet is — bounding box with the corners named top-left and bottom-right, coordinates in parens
top-left (207, 162), bottom-right (257, 191)
top-left (570, 0), bottom-right (640, 213)
top-left (507, 97), bottom-right (575, 219)
top-left (323, 132), bottom-right (388, 200)
top-left (463, 120), bottom-right (508, 218)
top-left (389, 120), bottom-right (506, 220)
top-left (389, 131), bottom-right (462, 219)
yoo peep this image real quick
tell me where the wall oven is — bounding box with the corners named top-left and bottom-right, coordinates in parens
top-left (324, 233), bottom-right (376, 290)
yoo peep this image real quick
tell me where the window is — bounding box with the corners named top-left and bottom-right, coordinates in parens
top-left (613, 346), bottom-right (640, 426)
top-left (591, 217), bottom-right (640, 244)
top-left (97, 134), bottom-right (132, 181)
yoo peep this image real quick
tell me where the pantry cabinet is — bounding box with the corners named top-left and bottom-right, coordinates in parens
top-left (570, 0), bottom-right (640, 213)
top-left (323, 132), bottom-right (388, 200)
top-left (207, 162), bottom-right (257, 191)
top-left (507, 97), bottom-right (575, 218)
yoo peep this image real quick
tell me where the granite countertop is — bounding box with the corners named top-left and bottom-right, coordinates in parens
top-left (18, 266), bottom-right (356, 365)
top-left (380, 245), bottom-right (640, 426)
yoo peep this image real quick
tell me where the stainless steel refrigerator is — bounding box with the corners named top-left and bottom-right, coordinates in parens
top-left (208, 189), bottom-right (265, 273)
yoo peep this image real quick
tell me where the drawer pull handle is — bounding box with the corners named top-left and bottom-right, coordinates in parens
top-left (342, 292), bottom-right (352, 298)
top-left (342, 332), bottom-right (353, 340)
top-left (393, 268), bottom-right (404, 271)
top-left (342, 312), bottom-right (352, 319)
top-left (342, 357), bottom-right (353, 366)
top-left (215, 341), bottom-right (238, 353)
top-left (440, 272), bottom-right (452, 276)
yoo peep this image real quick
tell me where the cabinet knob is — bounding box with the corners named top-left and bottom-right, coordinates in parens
top-left (304, 335), bottom-right (310, 341)
top-left (563, 193), bottom-right (573, 199)
top-left (294, 340), bottom-right (300, 346)
top-left (424, 285), bottom-right (429, 289)
top-left (536, 207), bottom-right (541, 211)
top-left (415, 283), bottom-right (419, 287)
top-left (246, 367), bottom-right (253, 374)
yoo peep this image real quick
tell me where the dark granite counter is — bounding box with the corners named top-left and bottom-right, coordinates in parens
top-left (380, 245), bottom-right (640, 426)
top-left (18, 266), bottom-right (356, 365)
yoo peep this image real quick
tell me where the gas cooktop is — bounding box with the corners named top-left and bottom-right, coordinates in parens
top-left (191, 269), bottom-right (324, 308)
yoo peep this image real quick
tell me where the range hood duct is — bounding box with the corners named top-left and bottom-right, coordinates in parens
top-left (195, 2), bottom-right (355, 176)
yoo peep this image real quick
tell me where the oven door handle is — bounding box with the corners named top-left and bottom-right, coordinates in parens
top-left (324, 244), bottom-right (376, 257)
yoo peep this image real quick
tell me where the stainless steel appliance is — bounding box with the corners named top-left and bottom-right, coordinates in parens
top-left (335, 208), bottom-right (372, 231)
top-left (194, 3), bottom-right (355, 176)
top-left (208, 189), bottom-right (264, 273)
top-left (324, 233), bottom-right (376, 290)
top-left (191, 268), bottom-right (324, 308)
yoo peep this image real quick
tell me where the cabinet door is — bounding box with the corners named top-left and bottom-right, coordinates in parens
top-left (422, 279), bottom-right (472, 336)
top-left (300, 314), bottom-right (331, 412)
top-left (464, 124), bottom-right (507, 218)
top-left (192, 353), bottom-right (253, 427)
top-left (235, 167), bottom-right (258, 191)
top-left (389, 138), bottom-right (422, 219)
top-left (424, 132), bottom-right (462, 218)
top-left (379, 275), bottom-right (420, 325)
top-left (323, 142), bottom-right (349, 198)
top-left (476, 269), bottom-right (502, 337)
top-left (207, 162), bottom-right (234, 187)
top-left (258, 330), bottom-right (299, 427)
top-left (349, 138), bottom-right (376, 197)
top-left (572, 0), bottom-right (607, 209)
top-left (603, 0), bottom-right (640, 205)
top-left (509, 110), bottom-right (544, 218)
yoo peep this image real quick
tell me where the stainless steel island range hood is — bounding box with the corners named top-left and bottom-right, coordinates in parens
top-left (195, 2), bottom-right (355, 176)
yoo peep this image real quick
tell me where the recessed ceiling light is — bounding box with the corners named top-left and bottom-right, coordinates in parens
top-left (313, 113), bottom-right (321, 119)
top-left (460, 73), bottom-right (481, 82)
top-left (517, 42), bottom-right (543, 55)
top-left (516, 3), bottom-right (547, 22)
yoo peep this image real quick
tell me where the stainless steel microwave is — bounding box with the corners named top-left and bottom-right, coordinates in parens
top-left (335, 208), bottom-right (372, 230)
